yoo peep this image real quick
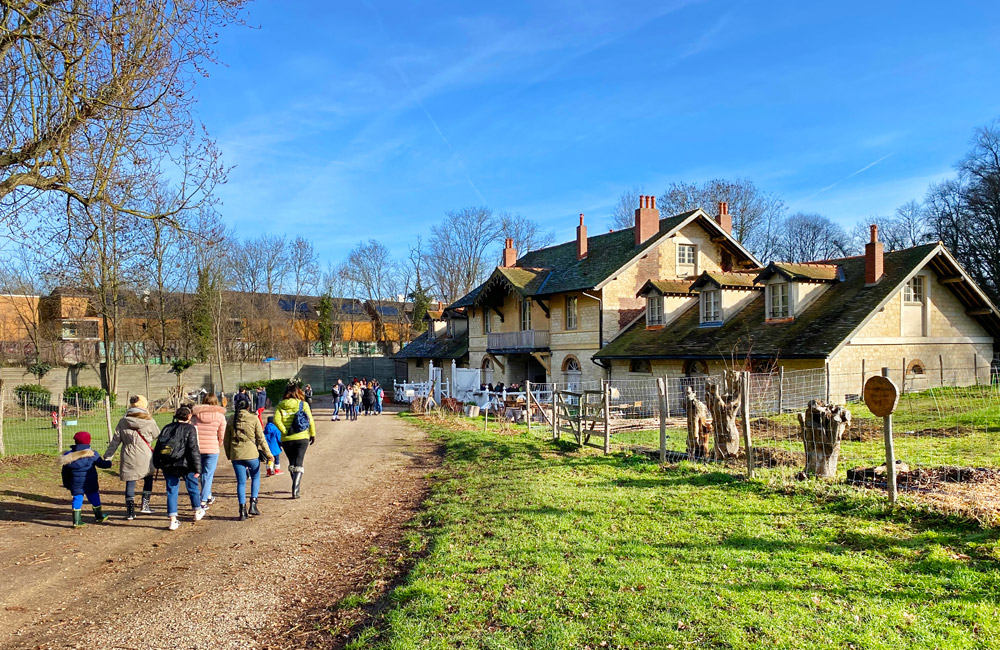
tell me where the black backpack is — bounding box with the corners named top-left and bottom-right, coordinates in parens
top-left (153, 422), bottom-right (190, 473)
top-left (290, 401), bottom-right (311, 434)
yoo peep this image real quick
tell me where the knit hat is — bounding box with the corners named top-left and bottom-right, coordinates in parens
top-left (73, 431), bottom-right (91, 445)
top-left (130, 394), bottom-right (148, 411)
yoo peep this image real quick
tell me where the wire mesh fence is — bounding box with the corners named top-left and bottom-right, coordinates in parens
top-left (0, 389), bottom-right (121, 457)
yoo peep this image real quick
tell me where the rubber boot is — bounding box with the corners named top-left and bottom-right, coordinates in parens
top-left (125, 499), bottom-right (136, 521)
top-left (93, 505), bottom-right (110, 523)
top-left (291, 472), bottom-right (302, 499)
top-left (140, 491), bottom-right (154, 514)
top-left (72, 509), bottom-right (86, 528)
top-left (238, 503), bottom-right (248, 521)
top-left (249, 498), bottom-right (260, 516)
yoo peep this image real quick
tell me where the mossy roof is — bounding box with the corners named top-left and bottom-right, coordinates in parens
top-left (755, 262), bottom-right (841, 283)
top-left (637, 280), bottom-right (699, 297)
top-left (394, 329), bottom-right (469, 360)
top-left (596, 244), bottom-right (946, 360)
top-left (690, 271), bottom-right (762, 290)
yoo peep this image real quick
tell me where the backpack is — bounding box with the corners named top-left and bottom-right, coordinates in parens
top-left (153, 422), bottom-right (189, 473)
top-left (290, 401), bottom-right (311, 434)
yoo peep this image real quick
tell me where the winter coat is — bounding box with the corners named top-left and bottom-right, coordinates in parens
top-left (263, 422), bottom-right (282, 457)
top-left (61, 444), bottom-right (112, 496)
top-left (273, 398), bottom-right (316, 442)
top-left (153, 421), bottom-right (202, 476)
top-left (255, 390), bottom-right (267, 411)
top-left (191, 404), bottom-right (227, 455)
top-left (105, 409), bottom-right (160, 481)
top-left (362, 387), bottom-right (376, 407)
top-left (223, 408), bottom-right (272, 462)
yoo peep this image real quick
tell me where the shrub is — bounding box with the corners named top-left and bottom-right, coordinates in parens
top-left (63, 385), bottom-right (113, 407)
top-left (14, 383), bottom-right (51, 406)
top-left (238, 378), bottom-right (292, 406)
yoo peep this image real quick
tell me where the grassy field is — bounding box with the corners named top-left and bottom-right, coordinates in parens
top-left (349, 413), bottom-right (1000, 650)
top-left (1, 407), bottom-right (175, 456)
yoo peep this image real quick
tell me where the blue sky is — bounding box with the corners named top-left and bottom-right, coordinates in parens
top-left (196, 0), bottom-right (1000, 263)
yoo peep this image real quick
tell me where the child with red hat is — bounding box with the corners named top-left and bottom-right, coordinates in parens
top-left (61, 431), bottom-right (113, 528)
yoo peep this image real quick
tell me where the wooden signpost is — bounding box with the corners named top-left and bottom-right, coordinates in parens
top-left (864, 370), bottom-right (900, 504)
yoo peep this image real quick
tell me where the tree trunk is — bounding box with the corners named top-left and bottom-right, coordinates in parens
top-left (685, 386), bottom-right (710, 458)
top-left (798, 400), bottom-right (852, 478)
top-left (706, 371), bottom-right (743, 459)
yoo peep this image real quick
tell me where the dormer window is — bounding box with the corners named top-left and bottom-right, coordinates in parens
top-left (677, 243), bottom-right (697, 276)
top-left (700, 289), bottom-right (721, 324)
top-left (767, 282), bottom-right (789, 319)
top-left (646, 295), bottom-right (664, 326)
top-left (447, 320), bottom-right (456, 337)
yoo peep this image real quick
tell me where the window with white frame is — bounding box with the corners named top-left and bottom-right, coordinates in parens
top-left (768, 282), bottom-right (789, 319)
top-left (677, 243), bottom-right (697, 275)
top-left (904, 276), bottom-right (925, 303)
top-left (646, 295), bottom-right (664, 326)
top-left (482, 309), bottom-right (492, 334)
top-left (565, 296), bottom-right (578, 330)
top-left (520, 299), bottom-right (532, 331)
top-left (701, 289), bottom-right (721, 324)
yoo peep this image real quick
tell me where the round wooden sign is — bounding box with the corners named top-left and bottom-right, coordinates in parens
top-left (864, 376), bottom-right (899, 417)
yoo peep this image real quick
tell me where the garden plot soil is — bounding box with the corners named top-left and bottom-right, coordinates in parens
top-left (0, 399), bottom-right (437, 650)
top-left (847, 464), bottom-right (1000, 524)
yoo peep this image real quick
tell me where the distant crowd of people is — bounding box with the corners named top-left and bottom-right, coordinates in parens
top-left (329, 377), bottom-right (383, 421)
top-left (61, 383), bottom-right (317, 529)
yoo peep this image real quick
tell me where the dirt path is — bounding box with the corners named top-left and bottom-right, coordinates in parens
top-left (0, 399), bottom-right (434, 649)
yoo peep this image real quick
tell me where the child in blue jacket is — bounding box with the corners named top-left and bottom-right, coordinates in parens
top-left (263, 416), bottom-right (283, 477)
top-left (61, 431), bottom-right (113, 528)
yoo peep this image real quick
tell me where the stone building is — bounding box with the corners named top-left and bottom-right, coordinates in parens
top-left (396, 197), bottom-right (760, 387)
top-left (595, 226), bottom-right (999, 402)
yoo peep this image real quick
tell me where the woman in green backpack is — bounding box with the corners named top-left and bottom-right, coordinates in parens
top-left (273, 384), bottom-right (316, 499)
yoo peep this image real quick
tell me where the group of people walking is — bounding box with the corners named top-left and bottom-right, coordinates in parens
top-left (330, 378), bottom-right (383, 420)
top-left (61, 384), bottom-right (317, 529)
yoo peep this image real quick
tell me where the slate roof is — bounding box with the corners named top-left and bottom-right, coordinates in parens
top-left (394, 329), bottom-right (468, 360)
top-left (756, 262), bottom-right (840, 283)
top-left (449, 284), bottom-right (483, 309)
top-left (596, 243), bottom-right (945, 360)
top-left (637, 280), bottom-right (699, 297)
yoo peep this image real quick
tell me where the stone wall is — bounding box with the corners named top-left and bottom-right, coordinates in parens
top-left (0, 357), bottom-right (398, 400)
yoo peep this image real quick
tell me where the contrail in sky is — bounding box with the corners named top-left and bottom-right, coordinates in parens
top-left (805, 152), bottom-right (895, 201)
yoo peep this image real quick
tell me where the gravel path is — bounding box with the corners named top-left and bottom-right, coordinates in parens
top-left (0, 399), bottom-right (434, 649)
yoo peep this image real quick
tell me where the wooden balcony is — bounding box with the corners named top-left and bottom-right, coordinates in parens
top-left (487, 329), bottom-right (550, 353)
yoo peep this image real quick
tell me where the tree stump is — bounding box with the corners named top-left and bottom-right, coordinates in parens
top-left (798, 400), bottom-right (852, 478)
top-left (706, 371), bottom-right (743, 460)
top-left (685, 386), bottom-right (710, 458)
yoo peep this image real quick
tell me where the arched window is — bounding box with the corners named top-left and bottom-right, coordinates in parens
top-left (682, 359), bottom-right (709, 377)
top-left (907, 359), bottom-right (926, 376)
top-left (629, 359), bottom-right (652, 374)
top-left (481, 357), bottom-right (495, 386)
top-left (562, 356), bottom-right (582, 391)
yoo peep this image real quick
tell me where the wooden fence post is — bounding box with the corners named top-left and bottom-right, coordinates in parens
top-left (0, 380), bottom-right (6, 457)
top-left (104, 395), bottom-right (114, 443)
top-left (824, 363), bottom-right (831, 403)
top-left (861, 359), bottom-right (866, 398)
top-left (939, 355), bottom-right (944, 387)
top-left (974, 354), bottom-right (979, 385)
top-left (901, 357), bottom-right (907, 394)
top-left (603, 381), bottom-right (611, 454)
top-left (777, 366), bottom-right (784, 413)
top-left (526, 380), bottom-right (532, 435)
top-left (56, 391), bottom-right (64, 452)
top-left (882, 367), bottom-right (898, 505)
top-left (656, 377), bottom-right (667, 463)
top-left (663, 375), bottom-right (671, 419)
top-left (552, 392), bottom-right (559, 441)
top-left (741, 371), bottom-right (754, 479)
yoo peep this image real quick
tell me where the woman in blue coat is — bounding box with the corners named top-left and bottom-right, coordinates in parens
top-left (61, 431), bottom-right (113, 528)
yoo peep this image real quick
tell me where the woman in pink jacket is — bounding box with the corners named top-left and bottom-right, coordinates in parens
top-left (192, 393), bottom-right (226, 509)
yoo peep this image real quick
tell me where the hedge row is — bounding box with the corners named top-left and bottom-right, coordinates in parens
top-left (238, 378), bottom-right (294, 406)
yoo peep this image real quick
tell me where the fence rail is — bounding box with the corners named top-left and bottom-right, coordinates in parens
top-left (486, 330), bottom-right (550, 352)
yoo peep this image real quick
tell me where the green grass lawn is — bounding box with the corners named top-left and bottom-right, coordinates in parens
top-left (350, 414), bottom-right (1000, 650)
top-left (1, 407), bottom-right (175, 456)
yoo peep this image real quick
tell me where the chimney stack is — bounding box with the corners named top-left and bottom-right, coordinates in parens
top-left (716, 201), bottom-right (732, 234)
top-left (865, 224), bottom-right (884, 285)
top-left (502, 238), bottom-right (517, 268)
top-left (634, 195), bottom-right (660, 246)
top-left (576, 213), bottom-right (588, 260)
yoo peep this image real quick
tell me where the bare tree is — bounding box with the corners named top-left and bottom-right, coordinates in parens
top-left (0, 0), bottom-right (243, 223)
top-left (778, 213), bottom-right (850, 262)
top-left (343, 240), bottom-right (408, 354)
top-left (658, 178), bottom-right (786, 262)
top-left (426, 206), bottom-right (500, 304)
top-left (610, 186), bottom-right (644, 230)
top-left (850, 201), bottom-right (932, 253)
top-left (497, 212), bottom-right (554, 256)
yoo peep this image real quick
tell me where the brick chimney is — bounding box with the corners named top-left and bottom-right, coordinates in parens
top-left (502, 238), bottom-right (517, 268)
top-left (576, 213), bottom-right (588, 260)
top-left (634, 195), bottom-right (660, 246)
top-left (716, 201), bottom-right (732, 234)
top-left (865, 224), bottom-right (884, 285)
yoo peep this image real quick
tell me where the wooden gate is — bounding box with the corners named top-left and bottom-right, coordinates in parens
top-left (553, 387), bottom-right (611, 452)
